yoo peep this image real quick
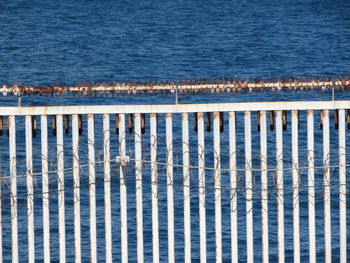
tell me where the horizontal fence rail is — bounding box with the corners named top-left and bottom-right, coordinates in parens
top-left (0, 101), bottom-right (348, 262)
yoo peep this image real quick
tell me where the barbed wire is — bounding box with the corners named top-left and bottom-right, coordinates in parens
top-left (1, 158), bottom-right (349, 180)
top-left (0, 149), bottom-right (348, 199)
top-left (2, 76), bottom-right (350, 97)
top-left (0, 123), bottom-right (346, 218)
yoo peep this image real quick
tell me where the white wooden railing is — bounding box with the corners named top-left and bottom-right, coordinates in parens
top-left (0, 100), bottom-right (348, 262)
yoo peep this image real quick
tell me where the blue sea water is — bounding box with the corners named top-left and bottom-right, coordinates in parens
top-left (0, 0), bottom-right (350, 262)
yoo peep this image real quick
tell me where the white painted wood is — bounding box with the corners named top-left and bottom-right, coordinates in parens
top-left (323, 110), bottom-right (331, 263)
top-left (307, 110), bottom-right (316, 263)
top-left (291, 110), bottom-right (300, 263)
top-left (87, 114), bottom-right (97, 263)
top-left (4, 100), bottom-right (350, 116)
top-left (72, 115), bottom-right (81, 263)
top-left (338, 109), bottom-right (346, 263)
top-left (198, 112), bottom-right (207, 263)
top-left (213, 112), bottom-right (222, 263)
top-left (103, 114), bottom-right (112, 262)
top-left (25, 116), bottom-right (35, 263)
top-left (182, 113), bottom-right (191, 263)
top-left (260, 111), bottom-right (269, 263)
top-left (166, 113), bottom-right (175, 263)
top-left (41, 115), bottom-right (51, 263)
top-left (150, 113), bottom-right (159, 263)
top-left (56, 114), bottom-right (66, 263)
top-left (244, 111), bottom-right (253, 263)
top-left (276, 111), bottom-right (285, 263)
top-left (134, 114), bottom-right (144, 263)
top-left (229, 111), bottom-right (238, 263)
top-left (119, 114), bottom-right (128, 263)
top-left (9, 115), bottom-right (18, 262)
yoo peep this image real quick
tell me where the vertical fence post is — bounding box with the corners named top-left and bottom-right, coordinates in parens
top-left (260, 111), bottom-right (269, 263)
top-left (0, 155), bottom-right (1, 263)
top-left (103, 113), bottom-right (112, 262)
top-left (213, 112), bottom-right (222, 262)
top-left (244, 111), bottom-right (254, 263)
top-left (56, 114), bottom-right (66, 262)
top-left (307, 110), bottom-right (316, 263)
top-left (9, 115), bottom-right (18, 262)
top-left (72, 115), bottom-right (81, 263)
top-left (87, 114), bottom-right (97, 262)
top-left (229, 111), bottom-right (238, 263)
top-left (150, 113), bottom-right (159, 263)
top-left (198, 112), bottom-right (207, 263)
top-left (275, 110), bottom-right (285, 263)
top-left (41, 115), bottom-right (50, 263)
top-left (182, 112), bottom-right (191, 263)
top-left (119, 114), bottom-right (129, 262)
top-left (0, 167), bottom-right (1, 263)
top-left (166, 113), bottom-right (175, 263)
top-left (338, 109), bottom-right (346, 263)
top-left (323, 110), bottom-right (331, 263)
top-left (134, 113), bottom-right (144, 263)
top-left (25, 115), bottom-right (35, 262)
top-left (291, 110), bottom-right (300, 263)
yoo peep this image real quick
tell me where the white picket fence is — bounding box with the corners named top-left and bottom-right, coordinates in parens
top-left (1, 100), bottom-right (349, 262)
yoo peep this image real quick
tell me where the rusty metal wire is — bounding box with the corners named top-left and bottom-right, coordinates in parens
top-left (0, 146), bottom-right (348, 200)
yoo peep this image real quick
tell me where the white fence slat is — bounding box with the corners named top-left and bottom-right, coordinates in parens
top-left (276, 111), bottom-right (285, 263)
top-left (260, 111), bottom-right (269, 263)
top-left (41, 115), bottom-right (50, 263)
top-left (198, 112), bottom-right (207, 263)
top-left (338, 109), bottom-right (347, 263)
top-left (87, 114), bottom-right (97, 262)
top-left (229, 111), bottom-right (238, 263)
top-left (166, 113), bottom-right (175, 263)
top-left (307, 110), bottom-right (316, 263)
top-left (0, 154), bottom-right (1, 262)
top-left (9, 116), bottom-right (18, 262)
top-left (291, 110), bottom-right (300, 263)
top-left (72, 115), bottom-right (81, 262)
top-left (119, 114), bottom-right (128, 262)
top-left (150, 113), bottom-right (160, 263)
top-left (182, 113), bottom-right (191, 263)
top-left (244, 111), bottom-right (253, 263)
top-left (25, 116), bottom-right (35, 263)
top-left (135, 114), bottom-right (144, 263)
top-left (56, 114), bottom-right (66, 263)
top-left (323, 110), bottom-right (331, 263)
top-left (213, 112), bottom-right (222, 263)
top-left (103, 113), bottom-right (112, 262)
